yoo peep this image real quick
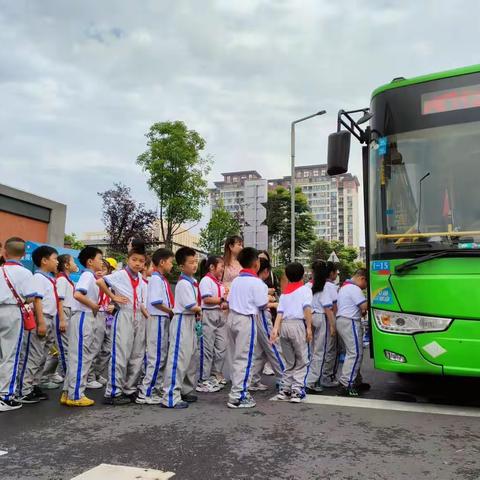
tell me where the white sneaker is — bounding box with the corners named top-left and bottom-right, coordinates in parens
top-left (50, 373), bottom-right (64, 384)
top-left (249, 382), bottom-right (269, 391)
top-left (97, 376), bottom-right (108, 386)
top-left (262, 364), bottom-right (275, 376)
top-left (39, 381), bottom-right (60, 390)
top-left (227, 396), bottom-right (256, 409)
top-left (86, 380), bottom-right (103, 389)
top-left (196, 380), bottom-right (221, 393)
top-left (135, 395), bottom-right (161, 405)
top-left (0, 398), bottom-right (23, 411)
top-left (290, 391), bottom-right (302, 403)
top-left (271, 392), bottom-right (290, 402)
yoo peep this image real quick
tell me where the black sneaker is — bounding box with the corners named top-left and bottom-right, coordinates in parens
top-left (18, 391), bottom-right (41, 404)
top-left (356, 382), bottom-right (371, 392)
top-left (103, 394), bottom-right (131, 406)
top-left (126, 392), bottom-right (138, 403)
top-left (0, 398), bottom-right (23, 411)
top-left (337, 385), bottom-right (360, 397)
top-left (33, 386), bottom-right (49, 401)
top-left (181, 394), bottom-right (198, 403)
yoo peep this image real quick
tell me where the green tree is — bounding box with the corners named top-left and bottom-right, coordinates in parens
top-left (266, 186), bottom-right (315, 264)
top-left (64, 233), bottom-right (85, 250)
top-left (137, 121), bottom-right (212, 250)
top-left (309, 238), bottom-right (360, 282)
top-left (199, 201), bottom-right (241, 255)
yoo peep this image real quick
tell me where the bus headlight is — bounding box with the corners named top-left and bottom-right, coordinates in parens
top-left (373, 309), bottom-right (452, 334)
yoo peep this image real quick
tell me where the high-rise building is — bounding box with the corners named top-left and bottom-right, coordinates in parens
top-left (209, 170), bottom-right (262, 225)
top-left (209, 165), bottom-right (360, 249)
top-left (269, 164), bottom-right (360, 248)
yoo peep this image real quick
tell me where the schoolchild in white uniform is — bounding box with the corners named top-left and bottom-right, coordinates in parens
top-left (17, 245), bottom-right (60, 404)
top-left (55, 254), bottom-right (79, 381)
top-left (162, 247), bottom-right (201, 409)
top-left (98, 243), bottom-right (147, 405)
top-left (250, 258), bottom-right (285, 392)
top-left (227, 247), bottom-right (268, 409)
top-left (0, 238), bottom-right (34, 411)
top-left (270, 262), bottom-right (313, 403)
top-left (62, 246), bottom-right (105, 407)
top-left (196, 256), bottom-right (228, 394)
top-left (305, 260), bottom-right (335, 393)
top-left (336, 268), bottom-right (369, 397)
top-left (136, 248), bottom-right (175, 405)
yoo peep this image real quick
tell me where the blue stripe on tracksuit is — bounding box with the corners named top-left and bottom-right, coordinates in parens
top-left (18, 331), bottom-right (32, 396)
top-left (110, 311), bottom-right (120, 398)
top-left (5, 310), bottom-right (24, 401)
top-left (55, 313), bottom-right (67, 374)
top-left (303, 320), bottom-right (311, 388)
top-left (260, 311), bottom-right (285, 372)
top-left (74, 312), bottom-right (85, 400)
top-left (348, 320), bottom-right (360, 388)
top-left (146, 316), bottom-right (163, 398)
top-left (239, 316), bottom-right (255, 402)
top-left (199, 335), bottom-right (205, 381)
top-left (168, 314), bottom-right (183, 407)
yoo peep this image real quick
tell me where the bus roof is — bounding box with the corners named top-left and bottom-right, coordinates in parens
top-left (372, 64), bottom-right (480, 98)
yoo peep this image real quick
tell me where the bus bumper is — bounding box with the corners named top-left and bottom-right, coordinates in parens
top-left (372, 319), bottom-right (480, 376)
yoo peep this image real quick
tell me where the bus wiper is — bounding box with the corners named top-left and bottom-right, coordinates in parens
top-left (395, 250), bottom-right (478, 274)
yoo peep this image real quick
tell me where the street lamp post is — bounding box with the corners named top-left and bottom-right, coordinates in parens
top-left (290, 110), bottom-right (326, 262)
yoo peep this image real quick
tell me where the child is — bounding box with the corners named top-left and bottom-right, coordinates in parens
top-left (196, 256), bottom-right (227, 393)
top-left (17, 245), bottom-right (60, 404)
top-left (137, 248), bottom-right (174, 404)
top-left (250, 258), bottom-right (285, 392)
top-left (161, 247), bottom-right (201, 409)
top-left (86, 260), bottom-right (110, 389)
top-left (98, 243), bottom-right (147, 405)
top-left (62, 246), bottom-right (106, 407)
top-left (226, 247), bottom-right (268, 409)
top-left (305, 260), bottom-right (335, 393)
top-left (336, 268), bottom-right (368, 397)
top-left (0, 237), bottom-right (33, 411)
top-left (270, 262), bottom-right (313, 403)
top-left (55, 254), bottom-right (79, 382)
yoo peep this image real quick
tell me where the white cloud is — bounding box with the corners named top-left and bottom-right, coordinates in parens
top-left (0, 0), bottom-right (478, 243)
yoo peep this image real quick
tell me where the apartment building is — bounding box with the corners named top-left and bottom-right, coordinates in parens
top-left (209, 165), bottom-right (360, 248)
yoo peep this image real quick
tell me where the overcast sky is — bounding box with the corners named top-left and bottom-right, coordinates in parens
top-left (1, 0), bottom-right (478, 242)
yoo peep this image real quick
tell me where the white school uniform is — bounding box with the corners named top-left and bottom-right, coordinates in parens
top-left (0, 261), bottom-right (33, 401)
top-left (336, 281), bottom-right (367, 389)
top-left (162, 275), bottom-right (199, 407)
top-left (139, 272), bottom-right (173, 399)
top-left (104, 268), bottom-right (146, 398)
top-left (198, 275), bottom-right (227, 381)
top-left (227, 272), bottom-right (268, 404)
top-left (64, 269), bottom-right (99, 400)
top-left (276, 285), bottom-right (312, 395)
top-left (55, 273), bottom-right (75, 375)
top-left (17, 271), bottom-right (58, 397)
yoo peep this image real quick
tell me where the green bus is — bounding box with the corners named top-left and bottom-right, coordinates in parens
top-left (327, 65), bottom-right (480, 377)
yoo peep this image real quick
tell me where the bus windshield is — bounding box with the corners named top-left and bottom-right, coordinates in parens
top-left (369, 121), bottom-right (480, 257)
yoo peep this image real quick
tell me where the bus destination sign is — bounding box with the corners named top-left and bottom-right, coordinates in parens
top-left (422, 84), bottom-right (480, 115)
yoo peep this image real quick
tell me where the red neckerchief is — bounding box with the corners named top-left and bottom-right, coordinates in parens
top-left (57, 272), bottom-right (74, 288)
top-left (341, 279), bottom-right (355, 288)
top-left (154, 270), bottom-right (175, 307)
top-left (4, 261), bottom-right (23, 267)
top-left (45, 274), bottom-right (60, 309)
top-left (206, 272), bottom-right (223, 297)
top-left (125, 268), bottom-right (140, 314)
top-left (239, 268), bottom-right (258, 277)
top-left (98, 291), bottom-right (110, 309)
top-left (282, 281), bottom-right (304, 294)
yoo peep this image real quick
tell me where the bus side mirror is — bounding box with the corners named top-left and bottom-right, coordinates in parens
top-left (327, 130), bottom-right (351, 175)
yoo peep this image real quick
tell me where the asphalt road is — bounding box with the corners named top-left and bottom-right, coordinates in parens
top-left (1, 357), bottom-right (480, 480)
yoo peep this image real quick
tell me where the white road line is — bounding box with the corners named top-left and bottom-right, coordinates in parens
top-left (71, 464), bottom-right (175, 480)
top-left (301, 395), bottom-right (480, 418)
top-left (0, 450), bottom-right (7, 456)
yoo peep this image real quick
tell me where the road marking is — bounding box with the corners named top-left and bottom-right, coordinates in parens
top-left (301, 395), bottom-right (480, 418)
top-left (71, 464), bottom-right (175, 479)
top-left (0, 450), bottom-right (7, 456)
